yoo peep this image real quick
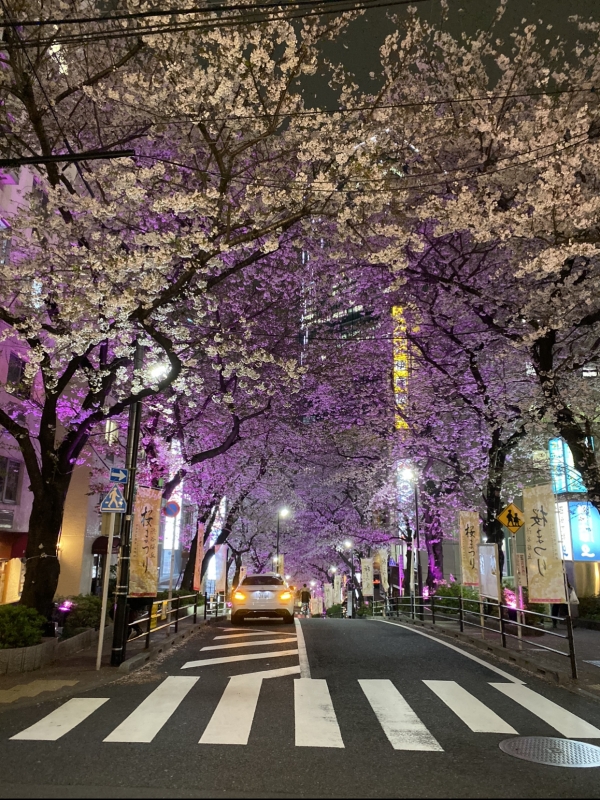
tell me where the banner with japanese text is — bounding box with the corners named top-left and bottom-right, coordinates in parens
top-left (378, 549), bottom-right (389, 592)
top-left (192, 521), bottom-right (205, 593)
top-left (310, 597), bottom-right (323, 616)
top-left (334, 573), bottom-right (342, 604)
top-left (361, 558), bottom-right (374, 596)
top-left (458, 510), bottom-right (480, 586)
top-left (129, 487), bottom-right (161, 597)
top-left (214, 544), bottom-right (228, 594)
top-left (523, 484), bottom-right (566, 603)
top-left (324, 583), bottom-right (334, 609)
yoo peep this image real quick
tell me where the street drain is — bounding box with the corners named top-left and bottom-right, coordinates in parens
top-left (499, 737), bottom-right (600, 768)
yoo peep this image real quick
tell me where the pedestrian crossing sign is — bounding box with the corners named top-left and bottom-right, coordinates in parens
top-left (497, 503), bottom-right (524, 534)
top-left (101, 485), bottom-right (127, 513)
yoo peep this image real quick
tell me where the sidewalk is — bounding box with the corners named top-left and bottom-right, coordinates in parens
top-left (0, 612), bottom-right (215, 713)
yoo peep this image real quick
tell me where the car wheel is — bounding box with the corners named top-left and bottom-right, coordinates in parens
top-left (283, 614), bottom-right (294, 624)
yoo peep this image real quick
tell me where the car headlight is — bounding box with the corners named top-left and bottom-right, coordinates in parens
top-left (280, 591), bottom-right (292, 601)
top-left (233, 591), bottom-right (246, 601)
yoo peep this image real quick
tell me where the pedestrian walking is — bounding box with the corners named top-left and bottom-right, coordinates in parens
top-left (300, 584), bottom-right (311, 617)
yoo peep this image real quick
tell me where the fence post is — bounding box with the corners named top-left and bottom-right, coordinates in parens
top-left (566, 612), bottom-right (578, 680)
top-left (410, 593), bottom-right (415, 620)
top-left (146, 605), bottom-right (152, 650)
top-left (193, 593), bottom-right (198, 624)
top-left (204, 592), bottom-right (208, 620)
top-left (174, 597), bottom-right (180, 633)
top-left (431, 594), bottom-right (436, 626)
top-left (499, 603), bottom-right (507, 648)
top-left (458, 595), bottom-right (464, 633)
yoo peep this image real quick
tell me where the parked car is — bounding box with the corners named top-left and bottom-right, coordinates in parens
top-left (231, 573), bottom-right (295, 624)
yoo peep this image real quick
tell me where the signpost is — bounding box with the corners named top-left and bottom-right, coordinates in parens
top-left (163, 500), bottom-right (180, 518)
top-left (100, 485), bottom-right (127, 513)
top-left (109, 467), bottom-right (128, 485)
top-left (497, 503), bottom-right (524, 534)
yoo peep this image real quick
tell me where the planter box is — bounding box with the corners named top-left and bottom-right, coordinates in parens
top-left (0, 624), bottom-right (113, 675)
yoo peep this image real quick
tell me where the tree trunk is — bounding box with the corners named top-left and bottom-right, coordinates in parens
top-left (422, 502), bottom-right (444, 590)
top-left (482, 433), bottom-right (506, 577)
top-left (20, 482), bottom-right (68, 618)
top-left (403, 536), bottom-right (413, 596)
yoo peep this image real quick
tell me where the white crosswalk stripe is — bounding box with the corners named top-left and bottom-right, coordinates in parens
top-left (359, 679), bottom-right (442, 751)
top-left (423, 681), bottom-right (517, 734)
top-left (181, 649), bottom-right (299, 669)
top-left (104, 677), bottom-right (199, 743)
top-left (9, 678), bottom-right (600, 748)
top-left (214, 632), bottom-right (297, 640)
top-left (491, 683), bottom-right (600, 738)
top-left (201, 637), bottom-right (297, 652)
top-left (11, 698), bottom-right (109, 741)
top-left (295, 678), bottom-right (344, 748)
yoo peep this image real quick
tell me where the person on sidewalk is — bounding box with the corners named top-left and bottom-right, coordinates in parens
top-left (552, 582), bottom-right (578, 629)
top-left (300, 584), bottom-right (311, 617)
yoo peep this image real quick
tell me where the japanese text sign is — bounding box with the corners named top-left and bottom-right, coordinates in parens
top-left (130, 486), bottom-right (161, 597)
top-left (458, 511), bottom-right (480, 586)
top-left (523, 484), bottom-right (566, 603)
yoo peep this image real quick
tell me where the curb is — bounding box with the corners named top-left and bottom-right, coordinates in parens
top-left (381, 615), bottom-right (571, 685)
top-left (118, 619), bottom-right (212, 674)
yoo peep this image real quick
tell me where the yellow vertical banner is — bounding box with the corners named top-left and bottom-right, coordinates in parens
top-left (392, 307), bottom-right (409, 430)
top-left (458, 510), bottom-right (480, 587)
top-left (523, 484), bottom-right (566, 603)
top-left (130, 486), bottom-right (161, 597)
top-left (193, 521), bottom-right (205, 593)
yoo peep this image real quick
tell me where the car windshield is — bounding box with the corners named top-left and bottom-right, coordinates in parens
top-left (241, 576), bottom-right (284, 586)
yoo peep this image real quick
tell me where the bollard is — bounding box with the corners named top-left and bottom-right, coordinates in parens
top-left (193, 593), bottom-right (198, 624)
top-left (458, 595), bottom-right (464, 633)
top-left (145, 608), bottom-right (152, 650)
top-left (204, 592), bottom-right (208, 620)
top-left (174, 597), bottom-right (180, 633)
top-left (431, 594), bottom-right (436, 626)
top-left (566, 612), bottom-right (578, 680)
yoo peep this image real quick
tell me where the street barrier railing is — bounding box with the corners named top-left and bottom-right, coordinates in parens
top-left (371, 594), bottom-right (578, 679)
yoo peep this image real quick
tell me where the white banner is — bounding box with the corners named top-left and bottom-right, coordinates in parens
top-left (478, 543), bottom-right (501, 601)
top-left (214, 544), bottom-right (228, 594)
top-left (324, 583), bottom-right (334, 609)
top-left (458, 510), bottom-right (480, 586)
top-left (523, 484), bottom-right (566, 603)
top-left (334, 573), bottom-right (342, 604)
top-left (378, 549), bottom-right (389, 593)
top-left (310, 597), bottom-right (323, 616)
top-left (361, 558), bottom-right (374, 596)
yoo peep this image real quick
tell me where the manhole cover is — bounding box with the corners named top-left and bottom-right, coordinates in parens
top-left (499, 737), bottom-right (600, 768)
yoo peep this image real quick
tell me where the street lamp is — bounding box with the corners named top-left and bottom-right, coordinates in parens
top-left (402, 467), bottom-right (423, 604)
top-left (344, 540), bottom-right (356, 618)
top-left (276, 507), bottom-right (290, 569)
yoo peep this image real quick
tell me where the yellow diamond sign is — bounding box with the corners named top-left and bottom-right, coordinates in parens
top-left (497, 503), bottom-right (524, 534)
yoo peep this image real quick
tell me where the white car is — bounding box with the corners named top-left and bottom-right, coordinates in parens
top-left (231, 573), bottom-right (295, 625)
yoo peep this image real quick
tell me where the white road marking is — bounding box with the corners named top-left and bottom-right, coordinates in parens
top-left (423, 680), bottom-right (517, 734)
top-left (294, 618), bottom-right (311, 679)
top-left (201, 637), bottom-right (297, 652)
top-left (294, 679), bottom-right (344, 748)
top-left (181, 649), bottom-right (298, 669)
top-left (104, 677), bottom-right (199, 743)
top-left (200, 675), bottom-right (263, 745)
top-left (11, 698), bottom-right (108, 741)
top-left (373, 619), bottom-right (525, 684)
top-left (229, 666), bottom-right (301, 679)
top-left (359, 679), bottom-right (443, 751)
top-left (214, 632), bottom-right (296, 640)
top-left (491, 683), bottom-right (600, 738)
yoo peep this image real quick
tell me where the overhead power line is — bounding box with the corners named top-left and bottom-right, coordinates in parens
top-left (0, 150), bottom-right (135, 168)
top-left (4, 0), bottom-right (431, 27)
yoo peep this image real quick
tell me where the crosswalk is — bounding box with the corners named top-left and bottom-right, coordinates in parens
top-left (9, 675), bottom-right (600, 747)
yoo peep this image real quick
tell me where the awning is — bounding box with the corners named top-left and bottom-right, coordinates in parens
top-left (0, 531), bottom-right (27, 560)
top-left (92, 536), bottom-right (121, 555)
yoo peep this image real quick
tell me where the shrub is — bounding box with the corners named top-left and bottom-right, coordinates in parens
top-left (0, 605), bottom-right (45, 649)
top-left (578, 595), bottom-right (600, 620)
top-left (326, 603), bottom-right (344, 618)
top-left (60, 594), bottom-right (103, 638)
top-left (434, 583), bottom-right (480, 615)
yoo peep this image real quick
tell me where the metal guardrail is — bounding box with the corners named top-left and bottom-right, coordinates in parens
top-left (371, 594), bottom-right (578, 680)
top-left (126, 592), bottom-right (228, 650)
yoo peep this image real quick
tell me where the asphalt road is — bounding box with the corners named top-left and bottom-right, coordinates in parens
top-left (1, 617), bottom-right (600, 798)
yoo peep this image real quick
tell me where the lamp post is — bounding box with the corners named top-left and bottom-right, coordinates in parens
top-left (275, 507), bottom-right (289, 573)
top-left (344, 540), bottom-right (355, 618)
top-left (402, 468), bottom-right (423, 604)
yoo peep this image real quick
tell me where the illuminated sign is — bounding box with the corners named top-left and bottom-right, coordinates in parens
top-left (548, 438), bottom-right (586, 494)
top-left (392, 307), bottom-right (409, 430)
top-left (569, 502), bottom-right (600, 562)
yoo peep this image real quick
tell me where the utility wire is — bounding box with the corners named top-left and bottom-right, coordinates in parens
top-left (0, 149), bottom-right (135, 168)
top-left (4, 0), bottom-right (432, 27)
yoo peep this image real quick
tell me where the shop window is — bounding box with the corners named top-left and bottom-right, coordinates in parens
top-left (0, 458), bottom-right (21, 504)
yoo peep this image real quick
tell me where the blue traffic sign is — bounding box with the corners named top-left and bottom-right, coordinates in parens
top-left (163, 501), bottom-right (180, 518)
top-left (101, 485), bottom-right (127, 513)
top-left (109, 467), bottom-right (128, 484)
